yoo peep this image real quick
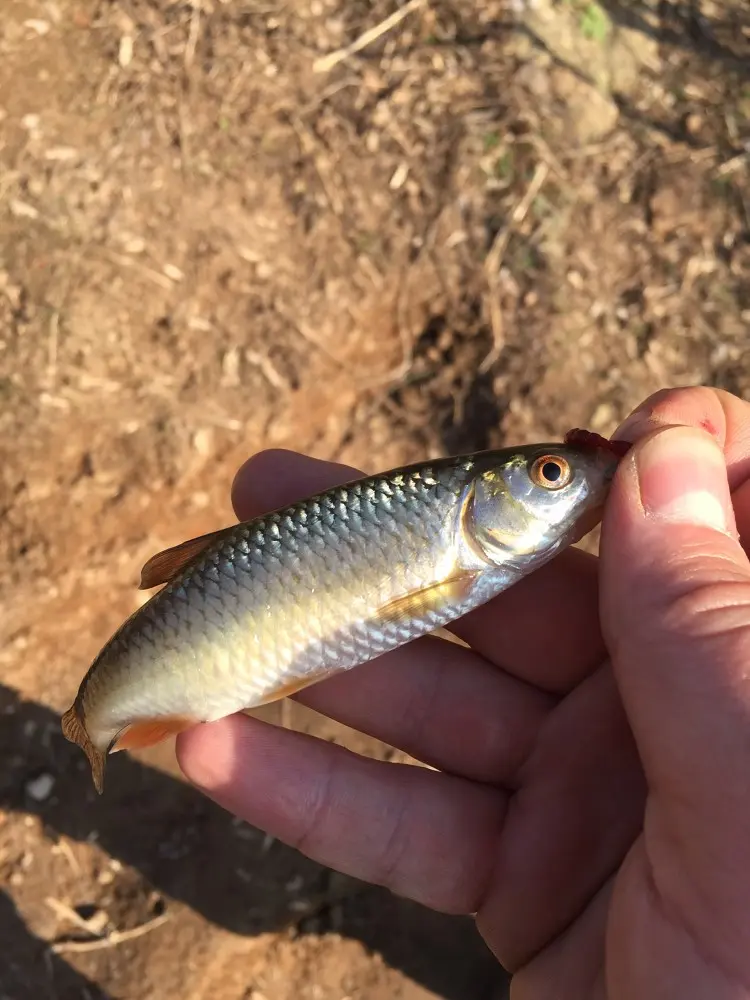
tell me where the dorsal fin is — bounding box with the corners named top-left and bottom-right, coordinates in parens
top-left (138, 527), bottom-right (229, 589)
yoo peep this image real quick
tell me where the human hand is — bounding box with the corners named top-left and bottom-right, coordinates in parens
top-left (176, 386), bottom-right (750, 999)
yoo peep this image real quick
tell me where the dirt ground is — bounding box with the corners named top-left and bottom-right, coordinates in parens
top-left (0, 0), bottom-right (748, 998)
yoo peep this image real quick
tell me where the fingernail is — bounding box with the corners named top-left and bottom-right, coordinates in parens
top-left (635, 426), bottom-right (734, 534)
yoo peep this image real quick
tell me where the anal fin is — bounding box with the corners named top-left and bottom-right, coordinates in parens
top-left (242, 667), bottom-right (343, 713)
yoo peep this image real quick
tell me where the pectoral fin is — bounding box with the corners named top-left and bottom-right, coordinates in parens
top-left (110, 715), bottom-right (197, 751)
top-left (242, 666), bottom-right (344, 713)
top-left (376, 574), bottom-right (477, 629)
top-left (139, 528), bottom-right (230, 589)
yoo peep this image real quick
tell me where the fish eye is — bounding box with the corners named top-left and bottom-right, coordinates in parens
top-left (530, 455), bottom-right (572, 490)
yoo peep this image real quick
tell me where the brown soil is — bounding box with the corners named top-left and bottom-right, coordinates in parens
top-left (1, 1), bottom-right (748, 997)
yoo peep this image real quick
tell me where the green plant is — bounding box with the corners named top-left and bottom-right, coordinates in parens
top-left (494, 151), bottom-right (514, 180)
top-left (483, 131), bottom-right (501, 152)
top-left (579, 2), bottom-right (610, 42)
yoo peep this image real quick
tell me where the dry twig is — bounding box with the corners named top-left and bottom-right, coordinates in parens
top-left (46, 897), bottom-right (107, 936)
top-left (313, 0), bottom-right (426, 74)
top-left (50, 913), bottom-right (169, 955)
top-left (246, 348), bottom-right (290, 392)
top-left (184, 0), bottom-right (202, 69)
top-left (100, 249), bottom-right (177, 291)
top-left (274, 300), bottom-right (347, 369)
top-left (50, 839), bottom-right (81, 876)
top-left (479, 162), bottom-right (549, 374)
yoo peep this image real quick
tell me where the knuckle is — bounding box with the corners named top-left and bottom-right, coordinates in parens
top-left (292, 758), bottom-right (335, 858)
top-left (655, 543), bottom-right (750, 642)
top-left (371, 783), bottom-right (411, 891)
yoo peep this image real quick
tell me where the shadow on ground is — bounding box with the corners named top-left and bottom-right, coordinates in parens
top-left (511, 0), bottom-right (749, 152)
top-left (0, 890), bottom-right (111, 1000)
top-left (0, 684), bottom-right (508, 1000)
top-left (600, 0), bottom-right (750, 80)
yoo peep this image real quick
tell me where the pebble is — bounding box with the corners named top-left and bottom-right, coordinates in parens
top-left (119, 35), bottom-right (134, 68)
top-left (26, 772), bottom-right (55, 801)
top-left (590, 402), bottom-right (616, 432)
top-left (9, 200), bottom-right (39, 220)
top-left (192, 427), bottom-right (214, 457)
top-left (24, 19), bottom-right (50, 35)
top-left (222, 347), bottom-right (240, 386)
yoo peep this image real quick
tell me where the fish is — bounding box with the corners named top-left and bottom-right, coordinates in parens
top-left (62, 430), bottom-right (628, 793)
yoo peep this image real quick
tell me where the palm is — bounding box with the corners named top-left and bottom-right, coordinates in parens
top-left (174, 450), bottom-right (643, 995)
top-left (176, 424), bottom-right (750, 999)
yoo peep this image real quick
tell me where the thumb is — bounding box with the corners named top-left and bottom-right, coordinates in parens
top-left (599, 424), bottom-right (750, 900)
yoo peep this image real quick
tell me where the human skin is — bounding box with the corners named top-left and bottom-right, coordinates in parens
top-left (176, 386), bottom-right (750, 999)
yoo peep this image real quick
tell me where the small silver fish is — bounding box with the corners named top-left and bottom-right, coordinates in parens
top-left (62, 433), bottom-right (624, 792)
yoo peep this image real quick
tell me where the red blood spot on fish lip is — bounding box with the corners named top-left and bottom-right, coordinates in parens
top-left (564, 428), bottom-right (632, 458)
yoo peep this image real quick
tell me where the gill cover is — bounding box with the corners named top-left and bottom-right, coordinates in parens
top-left (468, 447), bottom-right (596, 563)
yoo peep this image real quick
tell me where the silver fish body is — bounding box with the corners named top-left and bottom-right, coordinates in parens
top-left (62, 439), bottom-right (621, 792)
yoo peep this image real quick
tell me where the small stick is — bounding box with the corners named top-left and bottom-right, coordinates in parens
top-left (50, 914), bottom-right (169, 955)
top-left (275, 301), bottom-right (346, 369)
top-left (479, 162), bottom-right (549, 374)
top-left (245, 348), bottom-right (289, 392)
top-left (313, 0), bottom-right (426, 73)
top-left (100, 249), bottom-right (175, 290)
top-left (52, 838), bottom-right (81, 876)
top-left (184, 0), bottom-right (202, 69)
top-left (46, 897), bottom-right (105, 936)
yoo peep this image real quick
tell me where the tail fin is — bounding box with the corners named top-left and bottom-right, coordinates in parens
top-left (61, 703), bottom-right (107, 795)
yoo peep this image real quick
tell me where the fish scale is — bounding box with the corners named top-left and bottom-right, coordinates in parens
top-left (61, 438), bottom-right (624, 793)
top-left (124, 468), bottom-right (463, 705)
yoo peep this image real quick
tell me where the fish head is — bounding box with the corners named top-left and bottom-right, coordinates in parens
top-left (467, 436), bottom-right (624, 567)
